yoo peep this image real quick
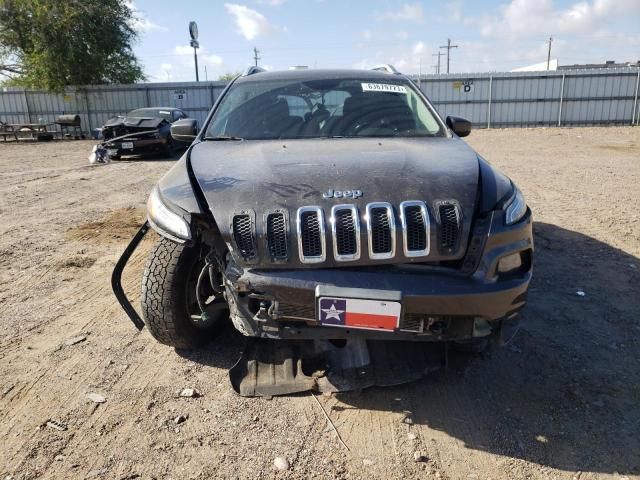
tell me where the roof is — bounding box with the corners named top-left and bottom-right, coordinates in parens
top-left (234, 68), bottom-right (405, 83)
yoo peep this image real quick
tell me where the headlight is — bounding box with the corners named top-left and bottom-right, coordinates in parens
top-left (504, 188), bottom-right (527, 225)
top-left (147, 186), bottom-right (191, 241)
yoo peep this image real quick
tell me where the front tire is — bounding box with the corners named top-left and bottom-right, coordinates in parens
top-left (141, 237), bottom-right (224, 348)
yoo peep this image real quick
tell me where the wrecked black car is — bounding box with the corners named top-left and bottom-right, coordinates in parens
top-left (101, 107), bottom-right (194, 159)
top-left (113, 66), bottom-right (533, 394)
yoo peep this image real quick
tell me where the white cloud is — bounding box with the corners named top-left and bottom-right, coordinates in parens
top-left (478, 0), bottom-right (640, 38)
top-left (257, 0), bottom-right (286, 5)
top-left (378, 3), bottom-right (424, 22)
top-left (203, 54), bottom-right (224, 67)
top-left (396, 31), bottom-right (409, 40)
top-left (174, 45), bottom-right (224, 68)
top-left (412, 41), bottom-right (426, 56)
top-left (225, 3), bottom-right (273, 40)
top-left (126, 0), bottom-right (168, 32)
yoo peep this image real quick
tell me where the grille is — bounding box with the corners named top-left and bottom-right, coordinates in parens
top-left (367, 203), bottom-right (395, 259)
top-left (401, 201), bottom-right (429, 256)
top-left (232, 214), bottom-right (256, 259)
top-left (277, 303), bottom-right (315, 320)
top-left (439, 203), bottom-right (461, 252)
top-left (297, 207), bottom-right (325, 262)
top-left (266, 212), bottom-right (288, 260)
top-left (332, 205), bottom-right (360, 261)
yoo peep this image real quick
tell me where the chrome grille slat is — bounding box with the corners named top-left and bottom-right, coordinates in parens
top-left (297, 206), bottom-right (326, 263)
top-left (235, 201), bottom-right (455, 264)
top-left (400, 200), bottom-right (430, 257)
top-left (366, 202), bottom-right (396, 259)
top-left (331, 204), bottom-right (360, 261)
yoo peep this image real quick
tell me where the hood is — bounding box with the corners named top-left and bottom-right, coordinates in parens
top-left (103, 116), bottom-right (166, 130)
top-left (189, 137), bottom-right (480, 267)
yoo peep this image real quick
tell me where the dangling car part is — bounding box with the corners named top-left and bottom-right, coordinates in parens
top-left (112, 66), bottom-right (533, 394)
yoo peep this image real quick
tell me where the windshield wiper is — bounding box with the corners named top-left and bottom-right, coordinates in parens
top-left (203, 135), bottom-right (245, 141)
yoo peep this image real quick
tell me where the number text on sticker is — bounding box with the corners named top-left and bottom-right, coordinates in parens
top-left (361, 83), bottom-right (407, 94)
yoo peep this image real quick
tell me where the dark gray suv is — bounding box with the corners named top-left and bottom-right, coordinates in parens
top-left (113, 66), bottom-right (533, 353)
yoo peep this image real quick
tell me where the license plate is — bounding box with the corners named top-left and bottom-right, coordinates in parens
top-left (106, 149), bottom-right (118, 156)
top-left (121, 141), bottom-right (134, 150)
top-left (317, 296), bottom-right (401, 331)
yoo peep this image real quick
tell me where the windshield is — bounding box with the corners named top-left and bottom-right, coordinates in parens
top-left (127, 108), bottom-right (172, 120)
top-left (205, 77), bottom-right (445, 140)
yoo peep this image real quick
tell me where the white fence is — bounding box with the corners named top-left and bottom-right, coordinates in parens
top-left (1, 68), bottom-right (639, 133)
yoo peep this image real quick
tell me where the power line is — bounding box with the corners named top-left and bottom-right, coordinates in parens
top-left (432, 51), bottom-right (443, 74)
top-left (439, 38), bottom-right (458, 74)
top-left (253, 47), bottom-right (261, 67)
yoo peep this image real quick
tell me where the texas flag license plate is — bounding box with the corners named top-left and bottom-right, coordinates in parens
top-left (317, 296), bottom-right (401, 331)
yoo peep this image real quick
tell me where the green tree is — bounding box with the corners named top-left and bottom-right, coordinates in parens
top-left (218, 71), bottom-right (241, 82)
top-left (0, 0), bottom-right (145, 90)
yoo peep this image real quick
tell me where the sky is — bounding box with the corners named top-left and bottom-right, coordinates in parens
top-left (128, 0), bottom-right (640, 82)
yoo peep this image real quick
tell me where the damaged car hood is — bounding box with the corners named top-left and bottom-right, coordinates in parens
top-left (103, 116), bottom-right (166, 130)
top-left (189, 136), bottom-right (480, 266)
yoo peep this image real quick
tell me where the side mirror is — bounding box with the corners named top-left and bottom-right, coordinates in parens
top-left (446, 116), bottom-right (471, 137)
top-left (170, 119), bottom-right (198, 143)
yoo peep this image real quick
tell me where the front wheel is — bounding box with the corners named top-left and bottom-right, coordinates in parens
top-left (141, 237), bottom-right (227, 348)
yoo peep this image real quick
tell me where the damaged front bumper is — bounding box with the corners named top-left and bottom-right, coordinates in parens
top-left (226, 210), bottom-right (533, 342)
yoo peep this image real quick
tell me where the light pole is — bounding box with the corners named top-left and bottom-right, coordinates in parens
top-left (189, 21), bottom-right (199, 82)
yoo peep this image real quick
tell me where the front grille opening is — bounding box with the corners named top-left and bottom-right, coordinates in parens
top-left (277, 303), bottom-right (315, 320)
top-left (266, 212), bottom-right (288, 260)
top-left (405, 205), bottom-right (427, 251)
top-left (335, 209), bottom-right (357, 256)
top-left (300, 211), bottom-right (323, 257)
top-left (232, 214), bottom-right (256, 259)
top-left (439, 204), bottom-right (460, 252)
top-left (370, 207), bottom-right (392, 254)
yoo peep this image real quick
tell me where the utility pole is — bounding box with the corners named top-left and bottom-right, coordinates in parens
top-left (440, 38), bottom-right (458, 74)
top-left (432, 51), bottom-right (443, 74)
top-left (204, 65), bottom-right (208, 81)
top-left (253, 47), bottom-right (261, 67)
top-left (189, 21), bottom-right (200, 82)
top-left (546, 36), bottom-right (553, 70)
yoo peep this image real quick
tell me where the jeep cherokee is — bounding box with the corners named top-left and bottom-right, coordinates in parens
top-left (112, 66), bottom-right (533, 352)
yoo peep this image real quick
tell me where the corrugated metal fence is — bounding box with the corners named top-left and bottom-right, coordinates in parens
top-left (1, 68), bottom-right (639, 132)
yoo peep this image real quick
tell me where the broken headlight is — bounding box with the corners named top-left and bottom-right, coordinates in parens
top-left (147, 186), bottom-right (192, 242)
top-left (504, 187), bottom-right (527, 225)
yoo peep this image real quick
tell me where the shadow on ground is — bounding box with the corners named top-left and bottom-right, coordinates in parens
top-left (336, 222), bottom-right (640, 474)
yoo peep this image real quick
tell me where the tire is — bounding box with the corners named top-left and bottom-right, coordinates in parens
top-left (141, 237), bottom-right (224, 348)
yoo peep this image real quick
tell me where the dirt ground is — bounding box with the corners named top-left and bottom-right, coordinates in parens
top-left (0, 127), bottom-right (639, 480)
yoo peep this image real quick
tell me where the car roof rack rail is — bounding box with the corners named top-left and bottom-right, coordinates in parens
top-left (242, 66), bottom-right (266, 76)
top-left (370, 64), bottom-right (401, 75)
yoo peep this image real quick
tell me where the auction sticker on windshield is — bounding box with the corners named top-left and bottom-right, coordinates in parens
top-left (361, 83), bottom-right (407, 94)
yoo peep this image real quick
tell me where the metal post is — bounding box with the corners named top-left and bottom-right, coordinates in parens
top-left (23, 89), bottom-right (31, 123)
top-left (193, 46), bottom-right (199, 82)
top-left (145, 87), bottom-right (151, 107)
top-left (487, 75), bottom-right (492, 129)
top-left (83, 88), bottom-right (92, 132)
top-left (632, 69), bottom-right (640, 126)
top-left (558, 73), bottom-right (565, 127)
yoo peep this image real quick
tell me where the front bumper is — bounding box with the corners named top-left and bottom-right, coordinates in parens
top-left (226, 210), bottom-right (533, 341)
top-left (104, 137), bottom-right (168, 156)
